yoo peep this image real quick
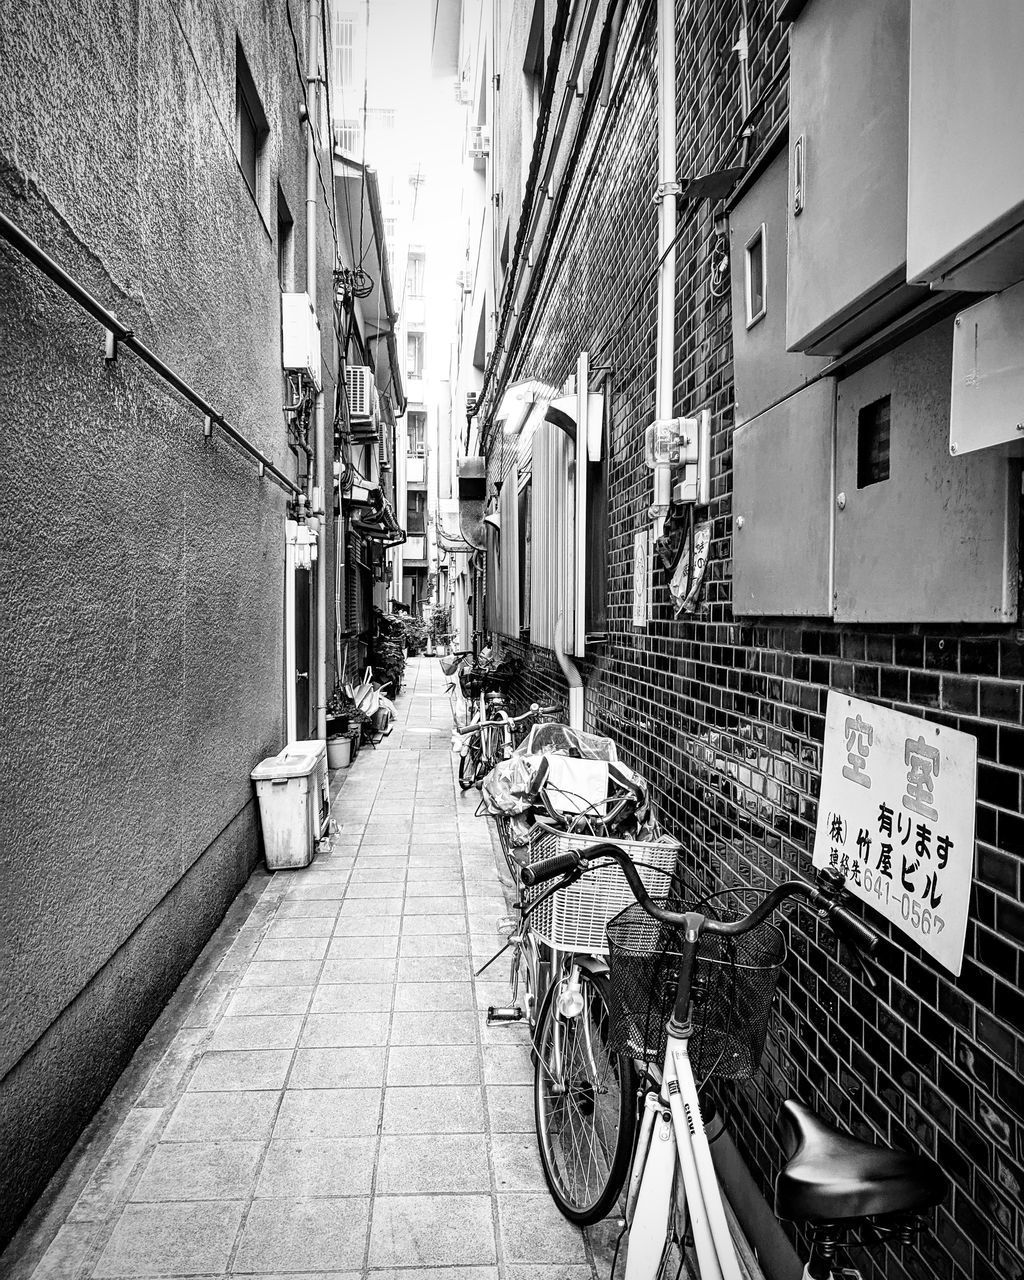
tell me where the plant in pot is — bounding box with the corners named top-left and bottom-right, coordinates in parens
top-left (326, 687), bottom-right (356, 769)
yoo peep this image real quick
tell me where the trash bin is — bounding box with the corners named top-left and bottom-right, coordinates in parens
top-left (251, 740), bottom-right (330, 871)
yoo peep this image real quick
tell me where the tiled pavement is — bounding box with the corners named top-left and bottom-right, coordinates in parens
top-left (3, 657), bottom-right (615, 1280)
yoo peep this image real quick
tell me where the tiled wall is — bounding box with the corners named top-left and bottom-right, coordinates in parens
top-left (482, 2), bottom-right (1024, 1277)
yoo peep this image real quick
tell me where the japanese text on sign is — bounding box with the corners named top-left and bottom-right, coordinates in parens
top-left (813, 692), bottom-right (976, 975)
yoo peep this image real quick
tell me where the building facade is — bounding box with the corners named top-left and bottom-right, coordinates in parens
top-left (437, 2), bottom-right (1024, 1278)
top-left (0, 0), bottom-right (347, 1243)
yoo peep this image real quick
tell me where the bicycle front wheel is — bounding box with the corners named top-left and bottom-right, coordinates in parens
top-left (534, 967), bottom-right (637, 1225)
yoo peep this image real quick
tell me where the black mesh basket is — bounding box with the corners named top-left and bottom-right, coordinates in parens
top-left (605, 902), bottom-right (786, 1080)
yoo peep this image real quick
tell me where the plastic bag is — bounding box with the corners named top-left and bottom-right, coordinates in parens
top-left (513, 724), bottom-right (619, 762)
top-left (479, 753), bottom-right (548, 815)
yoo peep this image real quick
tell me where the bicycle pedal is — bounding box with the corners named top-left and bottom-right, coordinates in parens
top-left (496, 915), bottom-right (516, 936)
top-left (487, 1005), bottom-right (525, 1024)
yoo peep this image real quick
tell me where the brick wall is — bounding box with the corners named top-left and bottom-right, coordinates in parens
top-left (482, 2), bottom-right (1024, 1277)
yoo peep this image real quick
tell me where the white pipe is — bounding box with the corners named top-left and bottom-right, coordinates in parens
top-left (306, 0), bottom-right (327, 744)
top-left (652, 0), bottom-right (679, 539)
top-left (285, 522), bottom-right (298, 743)
top-left (553, 612), bottom-right (583, 731)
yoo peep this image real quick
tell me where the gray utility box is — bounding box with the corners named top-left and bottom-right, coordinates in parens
top-left (732, 379), bottom-right (835, 617)
top-left (833, 320), bottom-right (1018, 623)
top-left (907, 0), bottom-right (1024, 292)
top-left (786, 0), bottom-right (924, 355)
top-left (729, 145), bottom-right (829, 425)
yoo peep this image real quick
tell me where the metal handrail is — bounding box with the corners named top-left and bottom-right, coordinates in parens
top-left (0, 208), bottom-right (301, 496)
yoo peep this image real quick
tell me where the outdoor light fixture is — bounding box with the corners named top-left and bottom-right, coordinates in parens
top-left (497, 379), bottom-right (560, 437)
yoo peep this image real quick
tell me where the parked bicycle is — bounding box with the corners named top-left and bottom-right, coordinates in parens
top-left (453, 697), bottom-right (555, 792)
top-left (521, 845), bottom-right (949, 1280)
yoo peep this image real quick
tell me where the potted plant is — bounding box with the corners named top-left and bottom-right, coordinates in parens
top-left (326, 687), bottom-right (356, 769)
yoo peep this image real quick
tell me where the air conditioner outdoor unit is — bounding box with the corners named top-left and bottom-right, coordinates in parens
top-left (468, 126), bottom-right (490, 160)
top-left (456, 269), bottom-right (473, 293)
top-left (346, 366), bottom-right (377, 422)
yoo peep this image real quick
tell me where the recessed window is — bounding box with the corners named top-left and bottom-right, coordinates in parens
top-left (745, 224), bottom-right (767, 328)
top-left (407, 332), bottom-right (424, 378)
top-left (857, 394), bottom-right (891, 488)
top-left (277, 187), bottom-right (294, 290)
top-left (406, 253), bottom-right (425, 299)
top-left (407, 490), bottom-right (426, 535)
top-left (407, 411), bottom-right (426, 456)
top-left (236, 41), bottom-right (269, 207)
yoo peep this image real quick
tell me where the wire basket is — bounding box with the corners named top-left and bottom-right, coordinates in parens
top-left (605, 903), bottom-right (786, 1079)
top-left (524, 826), bottom-right (679, 955)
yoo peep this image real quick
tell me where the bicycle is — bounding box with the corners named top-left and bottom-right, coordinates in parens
top-left (521, 845), bottom-right (949, 1280)
top-left (454, 697), bottom-right (555, 792)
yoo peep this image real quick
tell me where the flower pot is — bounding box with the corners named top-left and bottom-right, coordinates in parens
top-left (327, 735), bottom-right (352, 769)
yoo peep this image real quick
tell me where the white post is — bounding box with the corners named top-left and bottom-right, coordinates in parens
top-left (652, 0), bottom-right (679, 540)
top-left (285, 521), bottom-right (298, 744)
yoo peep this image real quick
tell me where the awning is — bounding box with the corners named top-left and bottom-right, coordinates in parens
top-left (350, 486), bottom-right (405, 547)
top-left (436, 499), bottom-right (475, 554)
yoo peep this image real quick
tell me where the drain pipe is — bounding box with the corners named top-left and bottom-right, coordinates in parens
top-left (651, 0), bottom-right (679, 540)
top-left (554, 613), bottom-right (584, 731)
top-left (306, 0), bottom-right (327, 745)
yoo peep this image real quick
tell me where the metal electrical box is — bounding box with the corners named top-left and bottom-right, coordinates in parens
top-left (907, 0), bottom-right (1024, 292)
top-left (729, 146), bottom-right (828, 424)
top-left (732, 379), bottom-right (835, 617)
top-left (833, 320), bottom-right (1018, 623)
top-left (950, 280), bottom-right (1024, 456)
top-left (281, 292), bottom-right (322, 390)
top-left (786, 0), bottom-right (923, 355)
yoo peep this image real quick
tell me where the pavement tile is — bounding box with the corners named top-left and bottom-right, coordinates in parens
top-left (498, 1194), bottom-right (589, 1264)
top-left (401, 912), bottom-right (467, 934)
top-left (389, 1009), bottom-right (478, 1044)
top-left (93, 1201), bottom-right (243, 1276)
top-left (486, 1085), bottom-right (534, 1133)
top-left (275, 900), bottom-right (342, 920)
top-left (311, 982), bottom-right (392, 1013)
top-left (381, 1084), bottom-right (485, 1134)
top-left (393, 981), bottom-right (476, 1010)
top-left (403, 896), bottom-right (466, 916)
top-left (130, 1141), bottom-right (262, 1201)
top-left (405, 879), bottom-right (465, 896)
top-left (399, 934), bottom-right (469, 957)
top-left (483, 1045), bottom-right (534, 1085)
top-left (490, 1133), bottom-right (549, 1191)
top-left (288, 1046), bottom-right (386, 1089)
top-left (66, 1109), bottom-right (164, 1223)
top-left (21, 1222), bottom-right (94, 1280)
top-left (285, 883), bottom-right (347, 902)
top-left (254, 936), bottom-right (330, 962)
top-left (334, 915), bottom-right (402, 937)
top-left (241, 961), bottom-right (324, 986)
top-left (224, 986), bottom-right (313, 1018)
top-left (397, 955), bottom-right (473, 983)
top-left (233, 1197), bottom-right (369, 1273)
top-left (386, 1044), bottom-right (481, 1086)
top-left (337, 898), bottom-right (403, 916)
top-left (320, 957), bottom-right (397, 984)
top-left (162, 1090), bottom-right (280, 1143)
top-left (265, 917), bottom-right (336, 939)
top-left (344, 883), bottom-right (405, 900)
top-left (327, 935), bottom-right (400, 959)
top-left (273, 1088), bottom-right (382, 1138)
top-left (299, 1011), bottom-right (389, 1047)
top-left (208, 1015), bottom-right (303, 1052)
top-left (256, 1136), bottom-right (376, 1197)
top-left (187, 1050), bottom-right (292, 1093)
top-left (367, 1194), bottom-right (496, 1268)
top-left (376, 1134), bottom-right (490, 1194)
top-left (368, 1271), bottom-right (497, 1280)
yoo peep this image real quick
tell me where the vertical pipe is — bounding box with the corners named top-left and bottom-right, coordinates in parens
top-left (652, 0), bottom-right (679, 539)
top-left (285, 523), bottom-right (298, 743)
top-left (306, 0), bottom-right (327, 744)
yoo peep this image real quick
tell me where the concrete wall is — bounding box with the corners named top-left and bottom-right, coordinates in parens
top-left (0, 0), bottom-right (336, 1243)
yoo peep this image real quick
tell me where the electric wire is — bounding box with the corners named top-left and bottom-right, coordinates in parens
top-left (284, 0), bottom-right (341, 259)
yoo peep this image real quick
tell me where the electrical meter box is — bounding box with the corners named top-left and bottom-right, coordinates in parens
top-left (950, 280), bottom-right (1024, 457)
top-left (833, 320), bottom-right (1018, 623)
top-left (907, 0), bottom-right (1024, 292)
top-left (786, 0), bottom-right (923, 355)
top-left (732, 379), bottom-right (835, 617)
top-left (729, 145), bottom-right (828, 424)
top-left (281, 292), bottom-right (323, 390)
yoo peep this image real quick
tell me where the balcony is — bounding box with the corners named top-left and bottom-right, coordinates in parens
top-left (404, 535), bottom-right (427, 561)
top-left (406, 455), bottom-right (425, 484)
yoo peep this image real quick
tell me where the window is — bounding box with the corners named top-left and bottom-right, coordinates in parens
top-left (407, 411), bottom-right (426, 456)
top-left (407, 490), bottom-right (426, 535)
top-left (384, 217), bottom-right (397, 244)
top-left (745, 224), bottom-right (767, 328)
top-left (277, 187), bottom-right (294, 290)
top-left (333, 118), bottom-right (361, 153)
top-left (857, 395), bottom-right (891, 488)
top-left (366, 107), bottom-right (395, 132)
top-left (407, 332), bottom-right (424, 378)
top-left (333, 12), bottom-right (354, 90)
top-left (236, 41), bottom-right (269, 206)
top-left (406, 253), bottom-right (425, 298)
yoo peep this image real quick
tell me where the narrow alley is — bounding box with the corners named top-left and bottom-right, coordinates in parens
top-left (4, 658), bottom-right (606, 1280)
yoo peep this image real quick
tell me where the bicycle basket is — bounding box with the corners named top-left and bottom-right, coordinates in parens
top-left (605, 903), bottom-right (786, 1080)
top-left (524, 826), bottom-right (679, 955)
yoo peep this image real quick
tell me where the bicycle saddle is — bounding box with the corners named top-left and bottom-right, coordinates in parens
top-left (775, 1100), bottom-right (947, 1222)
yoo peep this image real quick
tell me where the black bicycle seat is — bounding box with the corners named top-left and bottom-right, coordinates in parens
top-left (775, 1100), bottom-right (947, 1223)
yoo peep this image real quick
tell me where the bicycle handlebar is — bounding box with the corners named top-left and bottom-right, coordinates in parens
top-left (459, 703), bottom-right (548, 737)
top-left (521, 844), bottom-right (880, 963)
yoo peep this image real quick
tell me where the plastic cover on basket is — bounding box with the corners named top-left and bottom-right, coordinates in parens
top-left (605, 903), bottom-right (786, 1080)
top-left (524, 826), bottom-right (680, 955)
top-left (513, 724), bottom-right (618, 761)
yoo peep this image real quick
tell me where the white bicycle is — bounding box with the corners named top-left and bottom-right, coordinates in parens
top-left (521, 846), bottom-right (949, 1280)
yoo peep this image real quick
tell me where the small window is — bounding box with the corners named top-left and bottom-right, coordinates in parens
top-left (406, 253), bottom-right (425, 298)
top-left (407, 490), bottom-right (427, 535)
top-left (236, 42), bottom-right (268, 207)
top-left (407, 411), bottom-right (426, 456)
top-left (745, 224), bottom-right (767, 328)
top-left (333, 119), bottom-right (361, 153)
top-left (857, 395), bottom-right (891, 488)
top-left (333, 12), bottom-right (354, 90)
top-left (277, 187), bottom-right (294, 290)
top-left (407, 332), bottom-right (424, 378)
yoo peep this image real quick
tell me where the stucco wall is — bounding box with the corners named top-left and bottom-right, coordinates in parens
top-left (0, 0), bottom-right (335, 1242)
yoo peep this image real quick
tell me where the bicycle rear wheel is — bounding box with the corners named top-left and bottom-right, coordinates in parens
top-left (534, 967), bottom-right (637, 1225)
top-left (459, 737), bottom-right (483, 790)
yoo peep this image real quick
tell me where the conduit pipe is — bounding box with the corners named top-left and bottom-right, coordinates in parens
top-left (306, 0), bottom-right (328, 746)
top-left (554, 613), bottom-right (584, 731)
top-left (652, 0), bottom-right (679, 540)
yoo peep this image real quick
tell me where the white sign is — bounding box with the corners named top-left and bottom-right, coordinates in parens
top-left (632, 528), bottom-right (649, 628)
top-left (812, 692), bottom-right (977, 975)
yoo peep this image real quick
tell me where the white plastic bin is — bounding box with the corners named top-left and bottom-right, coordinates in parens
top-left (251, 740), bottom-right (330, 871)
